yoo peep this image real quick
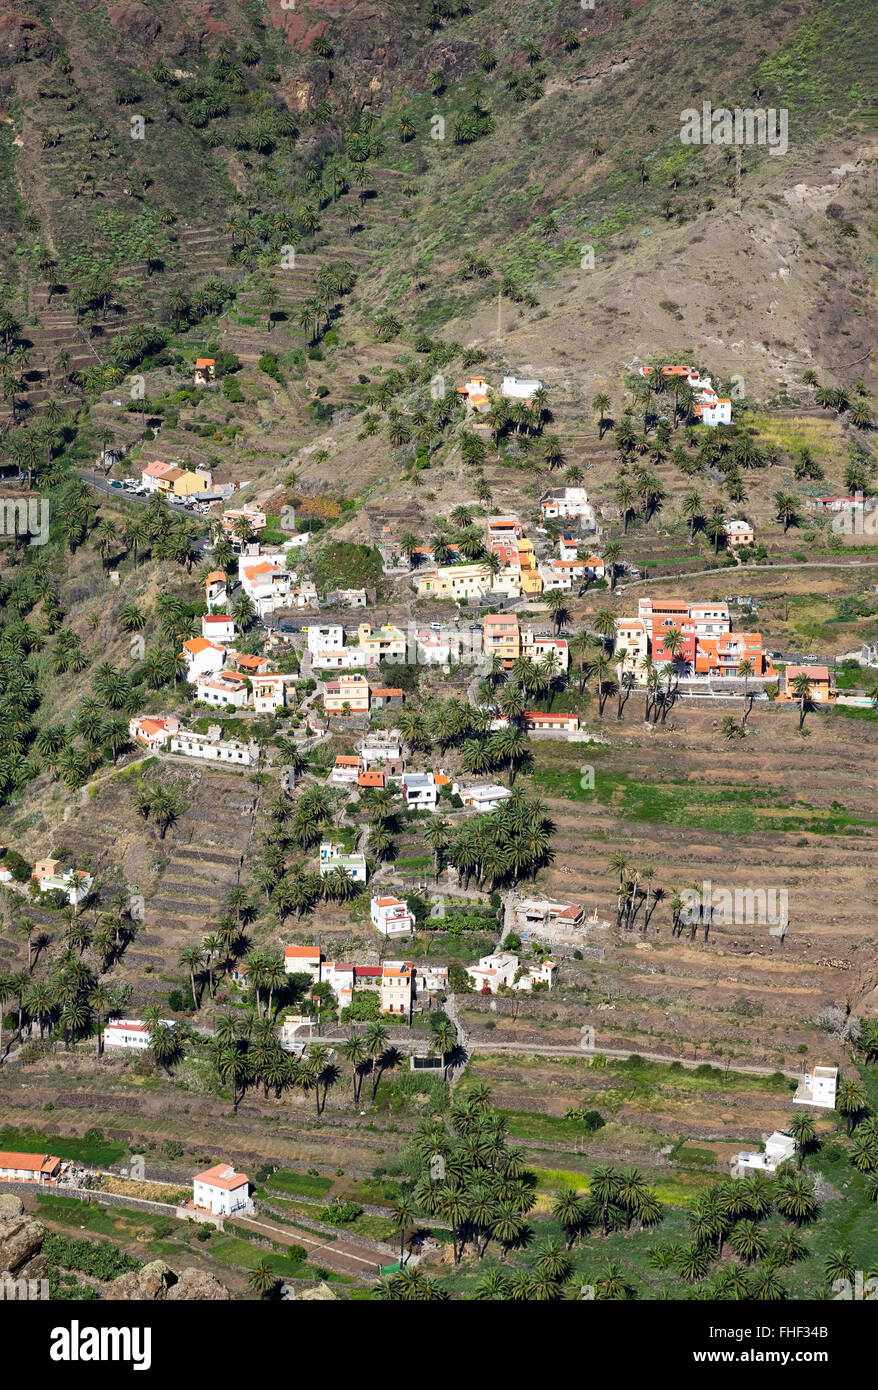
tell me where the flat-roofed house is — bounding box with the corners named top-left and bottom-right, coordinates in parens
top-left (794, 1066), bottom-right (838, 1109)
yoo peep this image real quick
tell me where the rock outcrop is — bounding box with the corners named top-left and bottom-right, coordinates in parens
top-left (0, 1194), bottom-right (48, 1284)
top-left (105, 1259), bottom-right (231, 1301)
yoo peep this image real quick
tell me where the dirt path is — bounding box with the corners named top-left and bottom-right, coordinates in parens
top-left (231, 1215), bottom-right (386, 1280)
top-left (617, 559), bottom-right (873, 592)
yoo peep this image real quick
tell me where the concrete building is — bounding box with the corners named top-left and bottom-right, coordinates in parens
top-left (482, 613), bottom-right (520, 663)
top-left (734, 1132), bottom-right (796, 1175)
top-left (501, 375), bottom-right (543, 400)
top-left (401, 772), bottom-right (439, 811)
top-left (323, 674), bottom-right (370, 716)
top-left (170, 729), bottom-right (259, 766)
top-left (319, 842), bottom-right (367, 882)
top-left (416, 563), bottom-right (493, 601)
top-left (793, 1066), bottom-right (838, 1110)
top-left (104, 1019), bottom-right (175, 1052)
top-left (371, 896), bottom-right (415, 936)
top-left (192, 1162), bottom-right (252, 1217)
top-left (0, 1152), bottom-right (61, 1185)
top-left (453, 782), bottom-right (511, 812)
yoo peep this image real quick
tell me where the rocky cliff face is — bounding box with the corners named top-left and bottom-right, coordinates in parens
top-left (106, 1260), bottom-right (232, 1300)
top-left (0, 1193), bottom-right (48, 1284)
top-left (0, 1195), bottom-right (231, 1299)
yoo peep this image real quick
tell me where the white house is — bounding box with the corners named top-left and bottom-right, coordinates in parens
top-left (414, 628), bottom-right (452, 665)
top-left (170, 729), bottom-right (259, 766)
top-left (415, 964), bottom-right (449, 994)
top-left (520, 630), bottom-right (570, 673)
top-left (192, 1162), bottom-right (252, 1217)
top-left (141, 459), bottom-right (175, 492)
top-left (734, 1131), bottom-right (796, 1174)
top-left (128, 715), bottom-right (181, 749)
top-left (205, 571), bottom-right (227, 612)
top-left (104, 1018), bottom-right (175, 1052)
top-left (319, 841), bottom-right (367, 882)
top-left (793, 1066), bottom-right (838, 1110)
top-left (34, 865), bottom-right (93, 908)
top-left (401, 772), bottom-right (438, 811)
top-left (306, 624), bottom-right (344, 654)
top-left (359, 730), bottom-right (404, 768)
top-left (239, 554), bottom-right (292, 618)
top-left (195, 673), bottom-right (249, 709)
top-left (331, 755), bottom-right (363, 785)
top-left (501, 375), bottom-right (543, 401)
top-left (310, 647), bottom-right (379, 671)
top-left (181, 637), bottom-right (226, 682)
top-left (453, 782), bottom-right (511, 813)
top-left (516, 960), bottom-right (558, 991)
top-left (283, 945), bottom-right (323, 978)
top-left (371, 896), bottom-right (415, 936)
top-left (540, 487), bottom-right (595, 524)
top-left (466, 952), bottom-right (520, 994)
top-left (201, 613), bottom-right (236, 644)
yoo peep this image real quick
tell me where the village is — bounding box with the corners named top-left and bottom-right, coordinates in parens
top-left (2, 334), bottom-right (877, 1308)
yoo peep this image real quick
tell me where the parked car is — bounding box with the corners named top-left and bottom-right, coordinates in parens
top-left (109, 480), bottom-right (123, 489)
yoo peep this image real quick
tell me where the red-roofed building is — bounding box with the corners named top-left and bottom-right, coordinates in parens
top-left (358, 770), bottom-right (385, 789)
top-left (331, 755), bottom-right (363, 785)
top-left (524, 711), bottom-right (580, 732)
top-left (201, 613), bottom-right (236, 643)
top-left (192, 1162), bottom-right (251, 1216)
top-left (128, 715), bottom-right (181, 748)
top-left (0, 1152), bottom-right (61, 1184)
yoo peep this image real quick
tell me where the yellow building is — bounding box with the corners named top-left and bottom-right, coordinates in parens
top-left (323, 674), bottom-right (370, 716)
top-left (356, 623), bottom-right (407, 662)
top-left (171, 469), bottom-right (213, 497)
top-left (417, 563), bottom-right (492, 600)
top-left (517, 539), bottom-right (543, 595)
top-left (482, 613), bottom-right (520, 662)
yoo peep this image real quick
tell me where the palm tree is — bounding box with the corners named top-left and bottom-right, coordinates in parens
top-left (88, 983), bottom-right (112, 1056)
top-left (552, 1187), bottom-right (588, 1249)
top-left (791, 672), bottom-right (814, 731)
top-left (837, 1078), bottom-right (867, 1134)
top-left (392, 1194), bottom-right (417, 1263)
top-left (602, 541), bottom-right (622, 591)
top-left (179, 947), bottom-right (203, 1010)
top-left (432, 1018), bottom-right (457, 1080)
top-left (343, 1035), bottom-right (367, 1105)
top-left (593, 393), bottom-right (611, 439)
top-left (247, 1260), bottom-right (277, 1300)
top-left (0, 974), bottom-right (13, 1062)
top-left (787, 1112), bottom-right (817, 1169)
top-left (365, 1022), bottom-right (389, 1100)
top-left (824, 1247), bottom-right (856, 1285)
top-left (774, 491), bottom-right (798, 533)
